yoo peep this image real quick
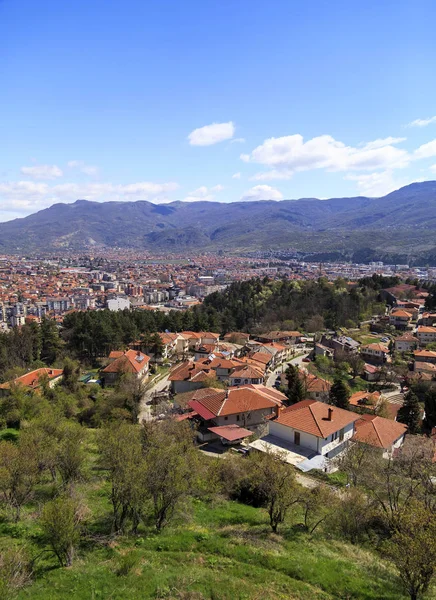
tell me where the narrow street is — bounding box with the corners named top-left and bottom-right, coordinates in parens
top-left (265, 347), bottom-right (311, 387)
top-left (138, 371), bottom-right (171, 423)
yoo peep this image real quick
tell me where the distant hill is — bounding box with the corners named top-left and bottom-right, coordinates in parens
top-left (1, 181), bottom-right (436, 264)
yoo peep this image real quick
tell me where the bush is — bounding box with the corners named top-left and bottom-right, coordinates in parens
top-left (115, 551), bottom-right (140, 576)
top-left (0, 546), bottom-right (32, 593)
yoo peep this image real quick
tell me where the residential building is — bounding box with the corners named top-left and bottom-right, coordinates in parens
top-left (389, 309), bottom-right (413, 330)
top-left (100, 349), bottom-right (149, 385)
top-left (353, 414), bottom-right (407, 458)
top-left (395, 333), bottom-right (418, 352)
top-left (187, 385), bottom-right (286, 441)
top-left (268, 399), bottom-right (360, 459)
top-left (416, 326), bottom-right (436, 346)
top-left (0, 368), bottom-right (63, 396)
top-left (360, 343), bottom-right (389, 364)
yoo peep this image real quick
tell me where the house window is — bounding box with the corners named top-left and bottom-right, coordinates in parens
top-left (294, 431), bottom-right (300, 445)
top-left (339, 428), bottom-right (344, 442)
top-left (224, 416), bottom-right (228, 421)
top-left (236, 415), bottom-right (240, 422)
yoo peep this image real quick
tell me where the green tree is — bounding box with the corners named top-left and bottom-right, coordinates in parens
top-left (40, 494), bottom-right (87, 567)
top-left (248, 450), bottom-right (299, 533)
top-left (329, 378), bottom-right (350, 409)
top-left (40, 318), bottom-right (62, 364)
top-left (61, 358), bottom-right (81, 394)
top-left (98, 422), bottom-right (145, 533)
top-left (142, 420), bottom-right (198, 531)
top-left (397, 391), bottom-right (421, 434)
top-left (0, 440), bottom-right (38, 521)
top-left (285, 364), bottom-right (305, 404)
top-left (56, 422), bottom-right (86, 484)
top-left (385, 499), bottom-right (436, 600)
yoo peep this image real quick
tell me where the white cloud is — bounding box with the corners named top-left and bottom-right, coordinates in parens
top-left (408, 116), bottom-right (436, 127)
top-left (240, 184), bottom-right (283, 202)
top-left (344, 171), bottom-right (424, 197)
top-left (183, 185), bottom-right (224, 202)
top-left (20, 164), bottom-right (63, 180)
top-left (242, 134), bottom-right (410, 180)
top-left (414, 139), bottom-right (436, 159)
top-left (0, 180), bottom-right (180, 217)
top-left (188, 121), bottom-right (235, 146)
top-left (67, 160), bottom-right (99, 176)
top-left (232, 172), bottom-right (241, 179)
top-left (230, 137), bottom-right (245, 144)
top-left (430, 164), bottom-right (436, 173)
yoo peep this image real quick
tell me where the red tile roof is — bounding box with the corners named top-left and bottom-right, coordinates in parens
top-left (275, 399), bottom-right (359, 438)
top-left (353, 414), bottom-right (407, 449)
top-left (208, 424), bottom-right (253, 441)
top-left (0, 368), bottom-right (63, 390)
top-left (102, 350), bottom-right (149, 374)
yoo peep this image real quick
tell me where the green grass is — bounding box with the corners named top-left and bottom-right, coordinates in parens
top-left (3, 493), bottom-right (409, 600)
top-left (0, 429), bottom-right (416, 599)
top-left (0, 428), bottom-right (20, 442)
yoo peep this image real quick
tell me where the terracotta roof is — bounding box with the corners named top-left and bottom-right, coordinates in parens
top-left (361, 343), bottom-right (389, 353)
top-left (349, 391), bottom-right (381, 408)
top-left (300, 371), bottom-right (332, 393)
top-left (390, 310), bottom-right (413, 318)
top-left (0, 368), bottom-right (63, 390)
top-left (229, 365), bottom-right (264, 379)
top-left (275, 399), bottom-right (359, 438)
top-left (353, 414), bottom-right (407, 449)
top-left (414, 350), bottom-right (436, 359)
top-left (109, 350), bottom-right (124, 359)
top-left (102, 350), bottom-right (149, 374)
top-left (188, 385), bottom-right (278, 418)
top-left (207, 425), bottom-right (253, 441)
top-left (249, 351), bottom-right (273, 365)
top-left (395, 333), bottom-right (418, 342)
top-left (364, 363), bottom-right (380, 374)
top-left (417, 326), bottom-right (436, 333)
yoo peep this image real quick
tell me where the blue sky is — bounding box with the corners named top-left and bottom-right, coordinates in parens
top-left (1, 0), bottom-right (436, 221)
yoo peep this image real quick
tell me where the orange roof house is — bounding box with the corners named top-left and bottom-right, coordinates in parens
top-left (353, 414), bottom-right (407, 455)
top-left (0, 368), bottom-right (63, 395)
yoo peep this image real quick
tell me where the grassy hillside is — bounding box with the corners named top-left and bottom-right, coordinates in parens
top-left (0, 430), bottom-right (408, 600)
top-left (11, 498), bottom-right (406, 600)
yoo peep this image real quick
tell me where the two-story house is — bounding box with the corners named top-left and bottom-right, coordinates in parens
top-left (228, 364), bottom-right (265, 387)
top-left (360, 343), bottom-right (389, 364)
top-left (416, 326), bottom-right (436, 347)
top-left (395, 333), bottom-right (419, 353)
top-left (188, 385), bottom-right (286, 442)
top-left (389, 309), bottom-right (413, 330)
top-left (100, 350), bottom-right (150, 386)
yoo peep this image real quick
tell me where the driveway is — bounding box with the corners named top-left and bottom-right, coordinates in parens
top-left (138, 372), bottom-right (171, 423)
top-left (265, 347), bottom-right (311, 387)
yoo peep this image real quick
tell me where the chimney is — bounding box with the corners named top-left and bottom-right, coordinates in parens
top-left (327, 407), bottom-right (333, 421)
top-left (137, 351), bottom-right (141, 356)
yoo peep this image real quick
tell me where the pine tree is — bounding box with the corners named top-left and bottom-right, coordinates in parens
top-left (398, 391), bottom-right (421, 434)
top-left (329, 378), bottom-right (350, 409)
top-left (286, 364), bottom-right (305, 404)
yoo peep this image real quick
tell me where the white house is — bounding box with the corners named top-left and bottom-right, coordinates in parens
top-left (417, 326), bottom-right (436, 346)
top-left (268, 399), bottom-right (360, 460)
top-left (395, 333), bottom-right (418, 353)
top-left (353, 414), bottom-right (407, 458)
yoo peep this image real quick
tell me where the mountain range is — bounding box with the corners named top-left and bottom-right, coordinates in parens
top-left (2, 181), bottom-right (436, 264)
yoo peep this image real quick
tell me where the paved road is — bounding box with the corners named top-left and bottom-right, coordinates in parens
top-left (265, 348), bottom-right (311, 387)
top-left (138, 372), bottom-right (171, 423)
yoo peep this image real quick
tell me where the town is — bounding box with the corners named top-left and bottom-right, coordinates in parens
top-left (1, 261), bottom-right (436, 598)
